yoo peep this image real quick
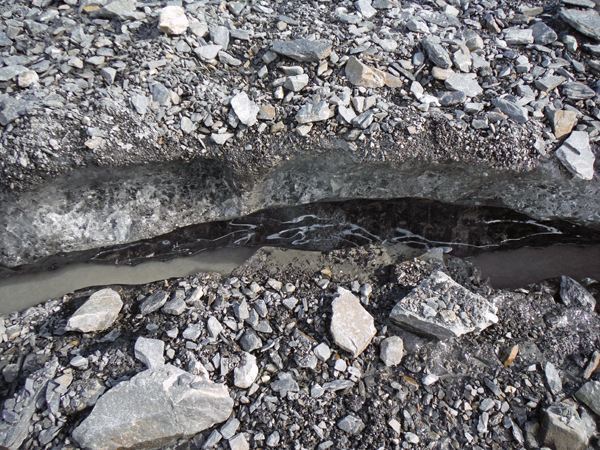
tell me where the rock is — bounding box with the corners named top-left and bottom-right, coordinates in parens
top-left (271, 372), bottom-right (299, 396)
top-left (544, 362), bottom-right (562, 395)
top-left (560, 8), bottom-right (600, 41)
top-left (220, 418), bottom-right (240, 440)
top-left (72, 365), bottom-right (233, 450)
top-left (492, 98), bottom-right (528, 124)
top-left (66, 288), bottom-right (123, 333)
top-left (212, 133), bottom-right (233, 145)
top-left (314, 343), bottom-right (332, 361)
top-left (159, 6), bottom-right (189, 35)
top-left (500, 344), bottom-right (519, 366)
top-left (284, 74), bottom-right (309, 92)
top-left (207, 316), bottom-right (224, 338)
top-left (422, 374), bottom-right (439, 386)
top-left (194, 45), bottom-right (222, 61)
top-left (422, 36), bottom-right (452, 69)
top-left (540, 402), bottom-right (593, 450)
top-left (464, 29), bottom-right (484, 51)
top-left (163, 297), bottom-right (187, 315)
top-left (182, 324), bottom-right (201, 341)
top-left (444, 73), bottom-right (483, 97)
top-left (240, 329), bottom-right (263, 352)
top-left (380, 336), bottom-right (404, 366)
top-left (266, 431), bottom-right (280, 447)
top-left (210, 26), bottom-right (230, 50)
top-left (234, 352), bottom-right (258, 388)
top-left (345, 56), bottom-right (386, 88)
top-left (271, 39), bottom-right (332, 62)
top-left (0, 65), bottom-right (29, 82)
top-left (229, 434), bottom-right (249, 450)
top-left (330, 287), bottom-right (376, 358)
top-left (93, 0), bottom-right (141, 20)
top-left (230, 92), bottom-right (259, 127)
top-left (555, 131), bottom-right (595, 180)
top-left (130, 94), bottom-right (149, 116)
top-left (504, 27), bottom-right (534, 45)
top-left (407, 18), bottom-right (430, 33)
top-left (547, 110), bottom-right (577, 140)
top-left (134, 337), bottom-right (165, 369)
top-left (389, 271), bottom-right (498, 340)
top-left (295, 101), bottom-right (331, 124)
top-left (560, 276), bottom-right (596, 310)
top-left (584, 351), bottom-right (600, 379)
top-left (17, 71), bottom-right (39, 88)
top-left (530, 22), bottom-right (558, 44)
top-left (536, 75), bottom-right (566, 92)
top-left (355, 0), bottom-right (377, 18)
top-left (337, 415), bottom-right (365, 434)
top-left (562, 82), bottom-right (596, 100)
top-left (432, 67), bottom-right (455, 81)
top-left (576, 381), bottom-right (600, 416)
top-left (100, 67), bottom-right (117, 85)
top-left (140, 291), bottom-right (169, 315)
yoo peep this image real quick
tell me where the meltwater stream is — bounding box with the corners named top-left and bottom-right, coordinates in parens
top-left (1, 198), bottom-right (600, 313)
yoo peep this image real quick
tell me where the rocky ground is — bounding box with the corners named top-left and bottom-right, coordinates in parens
top-left (0, 0), bottom-right (598, 192)
top-left (0, 243), bottom-right (600, 450)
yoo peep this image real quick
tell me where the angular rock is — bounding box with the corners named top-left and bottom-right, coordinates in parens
top-left (345, 56), bottom-right (386, 88)
top-left (380, 336), bottom-right (404, 367)
top-left (576, 381), bottom-right (600, 415)
top-left (555, 131), bottom-right (595, 180)
top-left (284, 74), bottom-right (309, 92)
top-left (422, 36), bottom-right (452, 69)
top-left (314, 343), bottom-right (332, 362)
top-left (390, 271), bottom-right (498, 340)
top-left (560, 8), bottom-right (600, 41)
top-left (544, 362), bottom-right (562, 395)
top-left (271, 372), bottom-right (299, 396)
top-left (240, 329), bottom-right (262, 352)
top-left (355, 0), bottom-right (377, 18)
top-left (0, 65), bottom-right (28, 82)
top-left (163, 297), bottom-right (187, 315)
top-left (18, 71), bottom-right (39, 88)
top-left (229, 434), bottom-right (249, 450)
top-left (66, 288), bottom-right (123, 333)
top-left (584, 351), bottom-right (600, 379)
top-left (530, 22), bottom-right (558, 45)
top-left (93, 0), bottom-right (141, 20)
top-left (338, 415), bottom-right (365, 434)
top-left (504, 27), bottom-right (534, 45)
top-left (210, 26), bottom-right (230, 50)
top-left (444, 73), bottom-right (482, 97)
top-left (159, 6), bottom-right (189, 35)
top-left (296, 101), bottom-right (331, 124)
top-left (134, 337), bottom-right (165, 369)
top-left (131, 94), bottom-right (149, 115)
top-left (540, 402), bottom-right (593, 450)
top-left (330, 287), bottom-right (376, 358)
top-left (140, 291), bottom-right (169, 315)
top-left (536, 75), bottom-right (566, 92)
top-left (561, 276), bottom-right (596, 310)
top-left (562, 82), bottom-right (596, 100)
top-left (432, 67), bottom-right (455, 80)
top-left (234, 352), bottom-right (258, 389)
top-left (271, 39), bottom-right (332, 62)
top-left (72, 365), bottom-right (233, 450)
top-left (207, 316), bottom-right (223, 338)
top-left (492, 98), bottom-right (528, 124)
top-left (230, 92), bottom-right (259, 127)
top-left (547, 110), bottom-right (577, 140)
top-left (194, 45), bottom-right (222, 61)
top-left (464, 29), bottom-right (484, 51)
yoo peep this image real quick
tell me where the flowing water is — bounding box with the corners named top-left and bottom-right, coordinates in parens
top-left (1, 198), bottom-right (599, 314)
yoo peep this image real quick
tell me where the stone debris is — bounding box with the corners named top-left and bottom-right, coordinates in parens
top-left (233, 352), bottom-right (258, 389)
top-left (271, 39), bottom-right (332, 62)
top-left (540, 402), bottom-right (594, 450)
top-left (380, 336), bottom-right (404, 367)
top-left (66, 288), bottom-right (122, 333)
top-left (337, 415), bottom-right (365, 434)
top-left (158, 6), bottom-right (189, 35)
top-left (72, 365), bottom-right (233, 450)
top-left (390, 271), bottom-right (498, 340)
top-left (230, 93), bottom-right (259, 127)
top-left (560, 8), bottom-right (600, 40)
top-left (560, 275), bottom-right (597, 311)
top-left (544, 361), bottom-right (562, 395)
top-left (584, 350), bottom-right (600, 379)
top-left (330, 288), bottom-right (377, 358)
top-left (140, 291), bottom-right (169, 315)
top-left (134, 336), bottom-right (165, 369)
top-left (555, 131), bottom-right (596, 180)
top-left (575, 381), bottom-right (600, 416)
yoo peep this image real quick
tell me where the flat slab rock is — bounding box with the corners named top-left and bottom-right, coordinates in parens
top-left (66, 288), bottom-right (123, 333)
top-left (72, 364), bottom-right (233, 450)
top-left (330, 287), bottom-right (376, 358)
top-left (390, 271), bottom-right (498, 340)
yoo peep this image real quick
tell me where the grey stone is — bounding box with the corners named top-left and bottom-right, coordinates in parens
top-left (218, 52), bottom-right (242, 66)
top-left (0, 98), bottom-right (31, 125)
top-left (194, 45), bottom-right (222, 61)
top-left (210, 26), bottom-right (230, 50)
top-left (266, 430), bottom-right (280, 447)
top-left (233, 299), bottom-right (250, 321)
top-left (544, 362), bottom-right (562, 395)
top-left (380, 336), bottom-right (404, 366)
top-left (352, 110), bottom-right (374, 129)
top-left (158, 5), bottom-right (188, 35)
top-left (540, 402), bottom-right (592, 450)
top-left (271, 39), bottom-right (332, 62)
top-left (536, 75), bottom-right (566, 91)
top-left (422, 36), bottom-right (452, 69)
top-left (230, 92), bottom-right (259, 127)
top-left (576, 381), bottom-right (600, 415)
top-left (0, 65), bottom-right (28, 82)
top-left (555, 131), bottom-right (595, 180)
top-left (562, 82), bottom-right (596, 100)
top-left (140, 291), bottom-right (169, 315)
top-left (220, 418), bottom-right (240, 440)
top-left (229, 434), bottom-right (248, 450)
top-left (530, 22), bottom-right (558, 45)
top-left (203, 429), bottom-right (222, 448)
top-left (182, 324), bottom-right (201, 341)
top-left (464, 29), bottom-right (484, 51)
top-left (72, 365), bottom-right (233, 450)
top-left (422, 374), bottom-right (439, 386)
top-left (70, 355), bottom-right (89, 369)
top-left (234, 352), bottom-right (258, 388)
top-left (407, 18), bottom-right (430, 33)
top-left (66, 289), bottom-right (123, 333)
top-left (284, 74), bottom-right (309, 92)
top-left (134, 337), bottom-right (165, 369)
top-left (504, 27), bottom-right (534, 45)
top-left (0, 32), bottom-right (12, 47)
top-left (492, 98), bottom-right (528, 124)
top-left (338, 415), bottom-right (365, 434)
top-left (296, 101), bottom-right (331, 124)
top-left (163, 297), bottom-right (187, 315)
top-left (390, 271), bottom-right (498, 340)
top-left (560, 8), bottom-right (600, 41)
top-left (477, 412), bottom-right (489, 433)
top-left (330, 287), bottom-right (376, 357)
top-left (94, 0), bottom-right (141, 20)
top-left (240, 329), bottom-right (263, 352)
top-left (151, 83), bottom-right (171, 105)
top-left (100, 67), bottom-right (117, 85)
top-left (314, 343), bottom-right (332, 361)
top-left (207, 316), bottom-right (223, 338)
top-left (271, 372), bottom-right (299, 396)
top-left (345, 56), bottom-right (387, 88)
top-left (130, 94), bottom-right (149, 115)
top-left (445, 73), bottom-right (482, 97)
top-left (355, 0), bottom-right (377, 19)
top-left (561, 276), bottom-right (596, 310)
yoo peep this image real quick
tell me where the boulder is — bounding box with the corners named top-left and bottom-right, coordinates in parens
top-left (389, 271), bottom-right (498, 340)
top-left (555, 131), bottom-right (595, 180)
top-left (575, 381), bottom-right (600, 416)
top-left (158, 6), bottom-right (189, 35)
top-left (560, 276), bottom-right (596, 311)
top-left (540, 402), bottom-right (593, 450)
top-left (66, 289), bottom-right (122, 333)
top-left (330, 288), bottom-right (376, 358)
top-left (72, 365), bottom-right (233, 450)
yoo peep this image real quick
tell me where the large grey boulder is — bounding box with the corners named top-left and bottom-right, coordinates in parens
top-left (575, 381), bottom-right (600, 416)
top-left (555, 131), bottom-right (595, 180)
top-left (66, 288), bottom-right (123, 333)
top-left (390, 271), bottom-right (498, 340)
top-left (72, 365), bottom-right (233, 450)
top-left (540, 402), bottom-right (594, 450)
top-left (560, 276), bottom-right (596, 311)
top-left (330, 287), bottom-right (377, 357)
top-left (560, 8), bottom-right (600, 40)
